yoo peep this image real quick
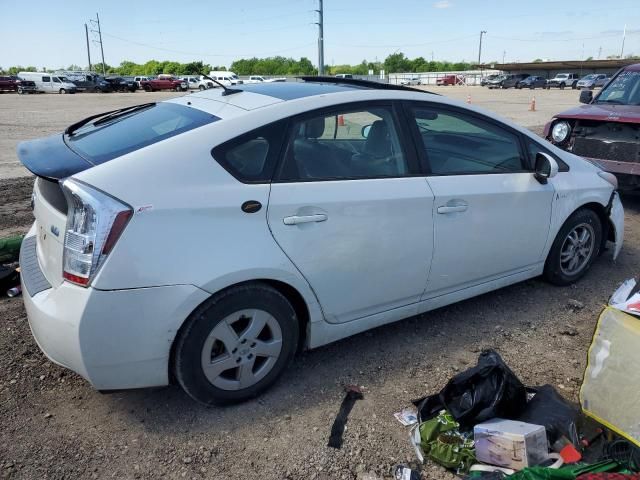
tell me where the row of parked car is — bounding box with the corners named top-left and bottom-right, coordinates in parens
top-left (481, 73), bottom-right (610, 90)
top-left (0, 70), bottom-right (257, 95)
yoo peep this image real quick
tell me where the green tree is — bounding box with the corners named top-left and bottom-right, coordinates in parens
top-left (384, 52), bottom-right (411, 73)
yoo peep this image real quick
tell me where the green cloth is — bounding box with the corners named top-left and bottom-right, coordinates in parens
top-left (419, 410), bottom-right (476, 474)
top-left (506, 461), bottom-right (631, 479)
top-left (0, 235), bottom-right (24, 263)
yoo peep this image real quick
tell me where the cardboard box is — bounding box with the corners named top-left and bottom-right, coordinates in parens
top-left (474, 418), bottom-right (548, 470)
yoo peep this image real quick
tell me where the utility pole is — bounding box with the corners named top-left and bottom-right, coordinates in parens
top-left (90, 13), bottom-right (106, 75)
top-left (598, 46), bottom-right (602, 59)
top-left (502, 50), bottom-right (506, 64)
top-left (314, 0), bottom-right (324, 75)
top-left (478, 30), bottom-right (487, 67)
top-left (621, 24), bottom-right (627, 58)
top-left (84, 24), bottom-right (92, 72)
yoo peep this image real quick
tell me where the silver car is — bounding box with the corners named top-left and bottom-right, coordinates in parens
top-left (576, 74), bottom-right (609, 90)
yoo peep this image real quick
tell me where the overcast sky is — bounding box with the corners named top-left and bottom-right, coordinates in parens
top-left (1, 0), bottom-right (639, 69)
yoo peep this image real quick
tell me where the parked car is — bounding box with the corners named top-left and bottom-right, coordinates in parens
top-left (18, 77), bottom-right (623, 405)
top-left (335, 74), bottom-right (353, 79)
top-left (544, 63), bottom-right (640, 189)
top-left (400, 76), bottom-right (421, 86)
top-left (105, 76), bottom-right (137, 92)
top-left (209, 71), bottom-right (243, 86)
top-left (485, 75), bottom-right (508, 89)
top-left (140, 75), bottom-right (187, 92)
top-left (576, 74), bottom-right (609, 90)
top-left (17, 72), bottom-right (77, 94)
top-left (517, 76), bottom-right (547, 89)
top-left (245, 76), bottom-right (287, 83)
top-left (16, 79), bottom-right (37, 94)
top-left (436, 74), bottom-right (463, 86)
top-left (179, 76), bottom-right (210, 90)
top-left (547, 73), bottom-right (579, 90)
top-left (0, 75), bottom-right (20, 92)
top-left (480, 74), bottom-right (499, 86)
top-left (91, 77), bottom-right (114, 93)
top-left (133, 76), bottom-right (149, 89)
top-left (502, 74), bottom-right (531, 89)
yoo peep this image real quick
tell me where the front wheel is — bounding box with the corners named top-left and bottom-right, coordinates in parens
top-left (199, 85), bottom-right (205, 91)
top-left (59, 88), bottom-right (66, 94)
top-left (174, 283), bottom-right (299, 405)
top-left (17, 87), bottom-right (24, 94)
top-left (559, 83), bottom-right (566, 90)
top-left (544, 209), bottom-right (602, 286)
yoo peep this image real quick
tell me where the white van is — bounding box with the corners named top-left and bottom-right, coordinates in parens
top-left (208, 71), bottom-right (242, 86)
top-left (18, 72), bottom-right (77, 94)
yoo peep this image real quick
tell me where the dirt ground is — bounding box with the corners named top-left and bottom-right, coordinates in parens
top-left (1, 87), bottom-right (638, 480)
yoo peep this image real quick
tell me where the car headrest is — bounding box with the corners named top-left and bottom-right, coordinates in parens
top-left (363, 120), bottom-right (392, 157)
top-left (304, 117), bottom-right (326, 139)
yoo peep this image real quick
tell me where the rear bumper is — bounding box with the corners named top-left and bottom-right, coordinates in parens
top-left (20, 231), bottom-right (210, 390)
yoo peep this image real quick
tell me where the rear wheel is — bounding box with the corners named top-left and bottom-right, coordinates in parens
top-left (17, 87), bottom-right (24, 94)
top-left (559, 83), bottom-right (566, 90)
top-left (199, 85), bottom-right (205, 91)
top-left (174, 283), bottom-right (299, 405)
top-left (544, 209), bottom-right (602, 285)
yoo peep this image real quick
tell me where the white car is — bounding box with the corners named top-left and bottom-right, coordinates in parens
top-left (18, 79), bottom-right (624, 405)
top-left (400, 76), bottom-right (421, 86)
top-left (181, 76), bottom-right (214, 90)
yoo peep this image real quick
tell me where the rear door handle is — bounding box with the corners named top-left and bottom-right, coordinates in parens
top-left (283, 214), bottom-right (328, 225)
top-left (437, 202), bottom-right (468, 214)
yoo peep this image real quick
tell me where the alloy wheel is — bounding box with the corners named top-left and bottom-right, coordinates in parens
top-left (559, 223), bottom-right (595, 276)
top-left (200, 309), bottom-right (283, 391)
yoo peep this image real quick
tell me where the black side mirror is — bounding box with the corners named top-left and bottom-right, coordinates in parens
top-left (534, 152), bottom-right (559, 185)
top-left (579, 89), bottom-right (593, 104)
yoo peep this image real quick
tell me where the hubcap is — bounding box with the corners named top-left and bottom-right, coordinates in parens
top-left (200, 309), bottom-right (283, 391)
top-left (559, 223), bottom-right (595, 276)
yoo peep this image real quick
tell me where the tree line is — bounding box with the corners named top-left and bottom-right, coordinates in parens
top-left (0, 53), bottom-right (478, 77)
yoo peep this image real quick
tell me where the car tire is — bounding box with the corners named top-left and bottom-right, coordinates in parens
top-left (544, 208), bottom-right (602, 286)
top-left (199, 85), bottom-right (205, 91)
top-left (17, 87), bottom-right (24, 94)
top-left (144, 85), bottom-right (151, 92)
top-left (59, 88), bottom-right (66, 94)
top-left (559, 83), bottom-right (566, 90)
top-left (174, 282), bottom-right (299, 405)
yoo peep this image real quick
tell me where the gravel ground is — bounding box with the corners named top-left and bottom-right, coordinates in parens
top-left (1, 89), bottom-right (638, 480)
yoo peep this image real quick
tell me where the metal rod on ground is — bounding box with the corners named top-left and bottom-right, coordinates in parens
top-left (84, 24), bottom-right (92, 72)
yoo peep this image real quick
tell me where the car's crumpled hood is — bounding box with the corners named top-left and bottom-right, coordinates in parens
top-left (555, 104), bottom-right (640, 124)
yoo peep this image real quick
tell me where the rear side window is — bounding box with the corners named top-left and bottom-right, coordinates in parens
top-left (66, 103), bottom-right (219, 164)
top-left (42, 76), bottom-right (50, 82)
top-left (212, 120), bottom-right (288, 183)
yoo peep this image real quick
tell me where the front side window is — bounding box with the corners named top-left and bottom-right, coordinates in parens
top-left (52, 77), bottom-right (60, 83)
top-left (278, 105), bottom-right (409, 181)
top-left (411, 106), bottom-right (525, 175)
top-left (66, 103), bottom-right (219, 165)
top-left (42, 76), bottom-right (50, 82)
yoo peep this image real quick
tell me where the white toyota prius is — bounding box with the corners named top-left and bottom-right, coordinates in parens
top-left (18, 78), bottom-right (624, 404)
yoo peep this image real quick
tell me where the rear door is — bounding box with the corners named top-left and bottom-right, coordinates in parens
top-left (405, 102), bottom-right (555, 297)
top-left (267, 102), bottom-right (435, 324)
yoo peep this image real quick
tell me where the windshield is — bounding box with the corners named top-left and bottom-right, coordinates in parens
top-left (556, 74), bottom-right (568, 79)
top-left (66, 103), bottom-right (220, 164)
top-left (597, 71), bottom-right (640, 105)
top-left (582, 74), bottom-right (596, 80)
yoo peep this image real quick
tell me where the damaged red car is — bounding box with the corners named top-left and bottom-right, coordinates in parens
top-left (544, 63), bottom-right (640, 188)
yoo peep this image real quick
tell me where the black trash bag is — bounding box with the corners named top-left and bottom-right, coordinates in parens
top-left (517, 384), bottom-right (580, 446)
top-left (414, 350), bottom-right (527, 428)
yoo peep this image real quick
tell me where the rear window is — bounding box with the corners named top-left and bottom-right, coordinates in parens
top-left (66, 103), bottom-right (219, 164)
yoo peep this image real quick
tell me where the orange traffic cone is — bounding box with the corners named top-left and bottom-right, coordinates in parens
top-left (338, 114), bottom-right (345, 126)
top-left (466, 95), bottom-right (471, 104)
top-left (529, 97), bottom-right (536, 111)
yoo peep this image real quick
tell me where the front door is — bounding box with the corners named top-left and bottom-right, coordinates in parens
top-left (406, 103), bottom-right (555, 297)
top-left (268, 103), bottom-right (435, 324)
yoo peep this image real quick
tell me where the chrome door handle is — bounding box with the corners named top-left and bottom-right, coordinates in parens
top-left (283, 214), bottom-right (328, 225)
top-left (437, 203), bottom-right (468, 214)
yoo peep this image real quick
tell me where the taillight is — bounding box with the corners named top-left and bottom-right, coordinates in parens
top-left (61, 179), bottom-right (132, 287)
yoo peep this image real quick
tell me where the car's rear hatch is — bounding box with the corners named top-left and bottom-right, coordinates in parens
top-left (18, 101), bottom-right (223, 288)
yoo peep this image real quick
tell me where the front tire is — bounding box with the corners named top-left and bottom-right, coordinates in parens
top-left (199, 85), bottom-right (205, 91)
top-left (174, 283), bottom-right (299, 405)
top-left (59, 88), bottom-right (66, 94)
top-left (544, 209), bottom-right (602, 286)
